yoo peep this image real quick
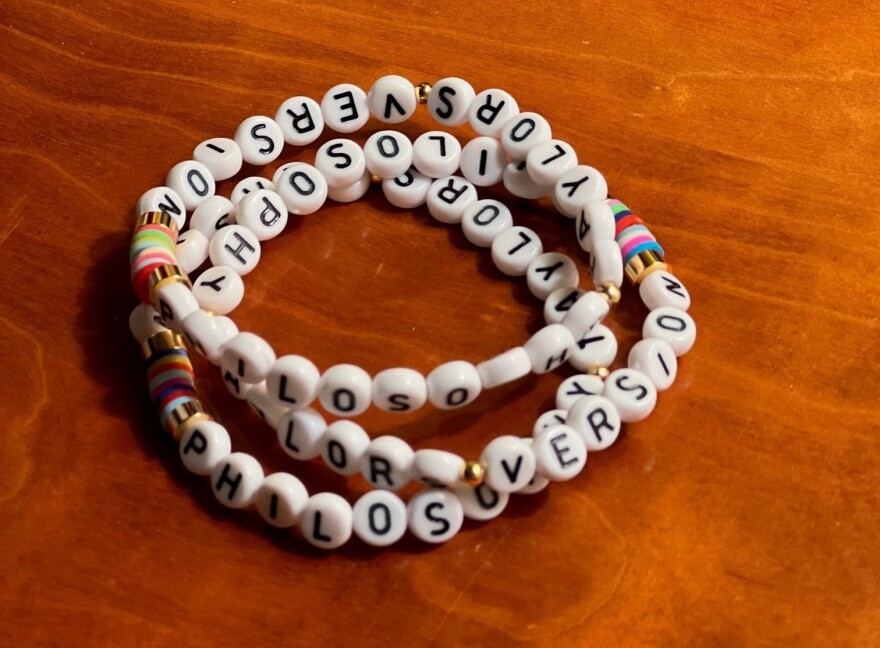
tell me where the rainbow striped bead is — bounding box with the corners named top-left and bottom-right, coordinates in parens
top-left (607, 199), bottom-right (665, 266)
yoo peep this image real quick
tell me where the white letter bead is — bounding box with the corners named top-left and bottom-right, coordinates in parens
top-left (275, 96), bottom-right (324, 146)
top-left (190, 196), bottom-right (235, 239)
top-left (576, 201), bottom-right (616, 253)
top-left (639, 270), bottom-right (692, 312)
top-left (266, 355), bottom-right (320, 410)
top-left (427, 77), bottom-right (476, 127)
top-left (174, 229), bottom-right (209, 274)
top-left (236, 189), bottom-right (288, 241)
top-left (526, 252), bottom-right (579, 300)
top-left (555, 373), bottom-right (604, 411)
top-left (491, 225), bottom-right (543, 276)
top-left (166, 160), bottom-right (215, 211)
top-left (643, 307), bottom-right (697, 356)
top-left (524, 324), bottom-right (575, 374)
top-left (477, 346), bottom-right (531, 389)
top-left (368, 74), bottom-right (417, 123)
top-left (353, 490), bottom-right (408, 547)
top-left (426, 176), bottom-right (478, 224)
top-left (182, 311), bottom-right (237, 364)
top-left (322, 420), bottom-right (370, 476)
top-left (254, 472), bottom-right (309, 528)
top-left (364, 130), bottom-right (413, 178)
top-left (459, 136), bottom-right (507, 186)
top-left (179, 420), bottom-right (232, 476)
top-left (407, 489), bottom-right (464, 543)
top-left (276, 162), bottom-right (328, 215)
top-left (314, 139), bottom-right (366, 188)
top-left (129, 303), bottom-right (165, 344)
top-left (518, 472), bottom-right (551, 494)
top-left (318, 364), bottom-right (372, 417)
top-left (481, 435), bottom-right (537, 493)
top-left (562, 291), bottom-right (610, 341)
top-left (590, 239), bottom-right (624, 288)
top-left (553, 166), bottom-right (608, 219)
top-left (327, 171), bottom-right (371, 203)
top-left (372, 367), bottom-right (427, 412)
top-left (526, 140), bottom-right (578, 187)
top-left (456, 483), bottom-right (509, 521)
top-left (321, 83), bottom-right (369, 133)
top-left (500, 112), bottom-right (552, 160)
top-left (220, 332), bottom-right (276, 391)
top-left (136, 187), bottom-right (186, 229)
top-left (629, 338), bottom-right (678, 391)
top-left (154, 282), bottom-right (199, 333)
top-left (362, 436), bottom-right (415, 491)
top-left (193, 137), bottom-right (242, 181)
top-left (234, 115), bottom-right (283, 165)
top-left (468, 88), bottom-right (519, 137)
top-left (245, 382), bottom-right (288, 428)
top-left (568, 324), bottom-right (617, 372)
top-left (412, 131), bottom-right (462, 178)
top-left (276, 407), bottom-right (326, 460)
top-left (412, 449), bottom-right (465, 487)
top-left (382, 168), bottom-right (432, 209)
top-left (426, 361), bottom-right (482, 410)
top-left (231, 177), bottom-right (275, 206)
top-left (544, 287), bottom-right (585, 325)
top-left (567, 396), bottom-right (622, 451)
top-left (533, 424), bottom-right (587, 482)
top-left (461, 199), bottom-right (513, 248)
top-left (533, 409), bottom-right (568, 435)
top-left (192, 265), bottom-right (245, 315)
top-left (604, 368), bottom-right (658, 423)
top-left (300, 493), bottom-right (353, 549)
top-left (211, 452), bottom-right (264, 509)
top-left (503, 161), bottom-right (551, 199)
top-left (208, 225), bottom-right (261, 276)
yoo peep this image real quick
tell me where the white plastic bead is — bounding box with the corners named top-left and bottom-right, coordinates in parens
top-left (526, 140), bottom-right (577, 187)
top-left (500, 112), bottom-right (552, 160)
top-left (427, 77), bottom-right (475, 127)
top-left (561, 291), bottom-right (609, 341)
top-left (526, 252), bottom-right (579, 300)
top-left (211, 452), bottom-right (264, 509)
top-left (503, 161), bottom-right (550, 199)
top-left (553, 166), bottom-right (608, 218)
top-left (533, 424), bottom-right (587, 482)
top-left (254, 472), bottom-right (309, 529)
top-left (166, 160), bottom-right (215, 211)
top-left (426, 176), bottom-right (477, 224)
top-left (318, 364), bottom-right (372, 417)
top-left (639, 270), bottom-right (692, 312)
top-left (476, 346), bottom-right (531, 389)
top-left (426, 360), bottom-right (482, 410)
top-left (234, 115), bottom-right (284, 165)
top-left (568, 323), bottom-right (617, 372)
top-left (193, 137), bottom-right (242, 181)
top-left (136, 187), bottom-right (185, 229)
top-left (128, 303), bottom-right (165, 343)
top-left (459, 136), bottom-right (506, 186)
top-left (629, 338), bottom-right (678, 391)
top-left (604, 368), bottom-right (658, 423)
top-left (543, 287), bottom-right (585, 325)
top-left (456, 483), bottom-right (509, 521)
top-left (518, 472), bottom-right (551, 494)
top-left (566, 395), bottom-right (622, 451)
top-left (181, 311), bottom-right (237, 364)
top-left (208, 225), bottom-right (261, 276)
top-left (266, 355), bottom-right (320, 410)
top-left (412, 449), bottom-right (465, 487)
top-left (314, 139), bottom-right (366, 188)
top-left (407, 489), bottom-right (464, 544)
top-left (322, 420), bottom-right (370, 476)
top-left (555, 373), bottom-right (604, 411)
top-left (523, 324), bottom-right (575, 374)
top-left (361, 436), bottom-right (415, 491)
top-left (532, 409), bottom-right (568, 435)
top-left (590, 239), bottom-right (624, 289)
top-left (276, 162), bottom-right (328, 215)
top-left (179, 420), bottom-right (232, 476)
top-left (372, 367), bottom-right (427, 412)
top-left (230, 177), bottom-right (275, 206)
top-left (275, 96), bottom-right (324, 146)
top-left (154, 282), bottom-right (199, 333)
top-left (491, 225), bottom-right (543, 276)
top-left (643, 307), bottom-right (697, 356)
top-left (276, 407), bottom-right (326, 460)
top-left (173, 229), bottom-right (209, 274)
top-left (245, 382), bottom-right (288, 428)
top-left (300, 493), bottom-right (353, 549)
top-left (382, 168), bottom-right (432, 209)
top-left (220, 331), bottom-right (276, 393)
top-left (481, 435), bottom-right (536, 493)
top-left (353, 490), bottom-right (408, 547)
top-left (192, 265), bottom-right (245, 315)
top-left (364, 130), bottom-right (413, 178)
top-left (189, 195), bottom-right (235, 239)
top-left (272, 163), bottom-right (297, 187)
top-left (576, 201), bottom-right (616, 253)
top-left (468, 88), bottom-right (519, 137)
top-left (412, 131), bottom-right (462, 178)
top-left (236, 189), bottom-right (288, 241)
top-left (327, 171), bottom-right (371, 203)
top-left (461, 199), bottom-right (513, 247)
top-left (367, 75), bottom-right (417, 123)
top-left (321, 83), bottom-right (369, 133)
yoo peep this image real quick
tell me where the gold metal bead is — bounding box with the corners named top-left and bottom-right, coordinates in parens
top-left (148, 264), bottom-right (192, 304)
top-left (135, 210), bottom-right (179, 237)
top-left (624, 250), bottom-right (670, 284)
top-left (141, 329), bottom-right (187, 360)
top-left (597, 284), bottom-right (621, 305)
top-left (165, 400), bottom-right (212, 441)
top-left (370, 174), bottom-right (383, 184)
top-left (416, 82), bottom-right (432, 104)
top-left (462, 460), bottom-right (485, 487)
top-left (587, 366), bottom-right (610, 379)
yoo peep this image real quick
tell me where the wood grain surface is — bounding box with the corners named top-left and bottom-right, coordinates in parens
top-left (1, 1), bottom-right (879, 645)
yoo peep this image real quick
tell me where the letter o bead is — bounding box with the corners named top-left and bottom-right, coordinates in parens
top-left (179, 420), bottom-right (232, 475)
top-left (481, 435), bottom-right (537, 493)
top-left (456, 483), bottom-right (509, 521)
top-left (166, 160), bottom-right (216, 211)
top-left (276, 162), bottom-right (328, 215)
top-left (364, 130), bottom-right (414, 179)
top-left (253, 472), bottom-right (309, 528)
top-left (500, 112), bottom-right (552, 160)
top-left (300, 493), bottom-right (353, 550)
top-left (533, 424), bottom-right (587, 482)
top-left (604, 368), bottom-right (657, 423)
top-left (426, 361), bottom-right (482, 410)
top-left (210, 452), bottom-right (264, 509)
top-left (407, 488), bottom-right (464, 544)
top-left (461, 199), bottom-right (513, 248)
top-left (321, 420), bottom-right (370, 476)
top-left (353, 490), bottom-right (408, 547)
top-left (566, 396), bottom-right (622, 451)
top-left (318, 364), bottom-right (372, 417)
top-left (643, 307), bottom-right (697, 356)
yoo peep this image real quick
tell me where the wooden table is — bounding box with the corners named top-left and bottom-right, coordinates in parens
top-left (2, 1), bottom-right (878, 645)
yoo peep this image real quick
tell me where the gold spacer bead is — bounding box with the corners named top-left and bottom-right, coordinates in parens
top-left (624, 250), bottom-right (670, 285)
top-left (166, 400), bottom-right (212, 441)
top-left (462, 460), bottom-right (485, 487)
top-left (416, 81), bottom-right (432, 104)
top-left (141, 329), bottom-right (187, 360)
top-left (597, 284), bottom-right (621, 305)
top-left (370, 174), bottom-right (383, 184)
top-left (587, 366), bottom-right (610, 379)
top-left (135, 210), bottom-right (179, 237)
top-left (148, 264), bottom-right (192, 304)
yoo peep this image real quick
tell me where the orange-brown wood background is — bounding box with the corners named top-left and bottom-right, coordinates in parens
top-left (1, 1), bottom-right (878, 645)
